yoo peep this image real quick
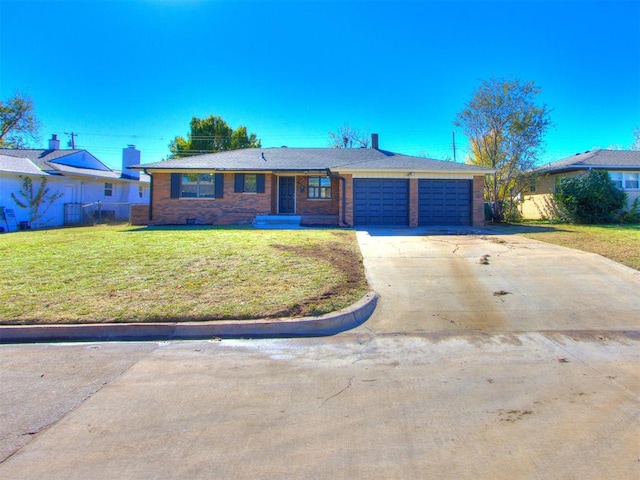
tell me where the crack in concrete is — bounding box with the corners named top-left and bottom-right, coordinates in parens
top-left (320, 375), bottom-right (354, 407)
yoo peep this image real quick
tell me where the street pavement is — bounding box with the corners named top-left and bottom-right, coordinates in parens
top-left (1, 230), bottom-right (638, 479)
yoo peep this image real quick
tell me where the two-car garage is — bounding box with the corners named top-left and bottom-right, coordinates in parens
top-left (353, 178), bottom-right (472, 226)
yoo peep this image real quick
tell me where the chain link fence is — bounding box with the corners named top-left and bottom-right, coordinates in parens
top-left (64, 202), bottom-right (139, 226)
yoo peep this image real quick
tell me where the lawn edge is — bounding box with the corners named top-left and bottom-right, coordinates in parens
top-left (0, 292), bottom-right (378, 344)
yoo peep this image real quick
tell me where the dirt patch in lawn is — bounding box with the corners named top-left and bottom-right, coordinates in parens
top-left (267, 241), bottom-right (368, 318)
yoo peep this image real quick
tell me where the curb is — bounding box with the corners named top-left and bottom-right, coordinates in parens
top-left (0, 292), bottom-right (378, 344)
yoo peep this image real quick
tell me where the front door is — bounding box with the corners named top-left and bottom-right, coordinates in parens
top-left (278, 176), bottom-right (295, 214)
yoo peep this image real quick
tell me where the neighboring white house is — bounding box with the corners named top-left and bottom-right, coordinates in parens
top-left (0, 134), bottom-right (150, 230)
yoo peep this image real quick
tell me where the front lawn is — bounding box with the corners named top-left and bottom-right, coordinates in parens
top-left (503, 223), bottom-right (640, 271)
top-left (0, 226), bottom-right (369, 324)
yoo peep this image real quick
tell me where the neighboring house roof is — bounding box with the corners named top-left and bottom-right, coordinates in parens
top-left (534, 149), bottom-right (640, 174)
top-left (136, 147), bottom-right (492, 175)
top-left (0, 154), bottom-right (45, 175)
top-left (0, 148), bottom-right (98, 170)
top-left (0, 148), bottom-right (150, 183)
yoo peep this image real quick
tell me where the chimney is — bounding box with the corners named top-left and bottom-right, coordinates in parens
top-left (121, 144), bottom-right (140, 180)
top-left (371, 133), bottom-right (379, 150)
top-left (48, 134), bottom-right (60, 150)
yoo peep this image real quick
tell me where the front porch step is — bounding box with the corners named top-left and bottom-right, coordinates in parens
top-left (253, 215), bottom-right (302, 229)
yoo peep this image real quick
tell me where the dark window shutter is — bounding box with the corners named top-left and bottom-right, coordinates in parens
top-left (256, 174), bottom-right (265, 193)
top-left (215, 173), bottom-right (224, 198)
top-left (234, 174), bottom-right (244, 193)
top-left (170, 173), bottom-right (181, 198)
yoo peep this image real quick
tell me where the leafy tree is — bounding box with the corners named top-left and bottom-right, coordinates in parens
top-left (168, 115), bottom-right (261, 158)
top-left (554, 170), bottom-right (627, 224)
top-left (230, 126), bottom-right (260, 150)
top-left (328, 124), bottom-right (370, 148)
top-left (11, 176), bottom-right (63, 227)
top-left (631, 127), bottom-right (640, 150)
top-left (454, 78), bottom-right (552, 222)
top-left (0, 93), bottom-right (41, 148)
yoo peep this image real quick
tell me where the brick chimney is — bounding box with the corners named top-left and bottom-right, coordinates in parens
top-left (121, 145), bottom-right (140, 180)
top-left (371, 133), bottom-right (379, 150)
top-left (48, 134), bottom-right (60, 150)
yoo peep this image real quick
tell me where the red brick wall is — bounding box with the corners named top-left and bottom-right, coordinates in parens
top-left (342, 174), bottom-right (353, 227)
top-left (472, 175), bottom-right (485, 227)
top-left (409, 178), bottom-right (418, 227)
top-left (151, 173), bottom-right (273, 225)
top-left (130, 204), bottom-right (149, 225)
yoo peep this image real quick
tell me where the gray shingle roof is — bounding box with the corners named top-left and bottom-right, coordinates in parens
top-left (136, 147), bottom-right (492, 174)
top-left (0, 154), bottom-right (44, 175)
top-left (0, 148), bottom-right (86, 170)
top-left (535, 149), bottom-right (640, 173)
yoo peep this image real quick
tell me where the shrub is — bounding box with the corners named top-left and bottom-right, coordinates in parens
top-left (619, 198), bottom-right (640, 224)
top-left (554, 170), bottom-right (627, 224)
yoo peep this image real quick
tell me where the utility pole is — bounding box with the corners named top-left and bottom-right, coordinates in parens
top-left (65, 132), bottom-right (78, 149)
top-left (452, 131), bottom-right (457, 162)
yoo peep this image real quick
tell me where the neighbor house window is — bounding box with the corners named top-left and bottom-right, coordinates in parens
top-left (180, 173), bottom-right (215, 198)
top-left (624, 172), bottom-right (639, 189)
top-left (308, 176), bottom-right (331, 199)
top-left (610, 172), bottom-right (623, 190)
top-left (104, 183), bottom-right (113, 197)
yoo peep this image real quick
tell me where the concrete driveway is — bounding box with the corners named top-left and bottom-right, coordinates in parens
top-left (354, 227), bottom-right (640, 334)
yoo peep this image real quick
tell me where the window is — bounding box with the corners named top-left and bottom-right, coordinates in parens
top-left (104, 183), bottom-right (113, 197)
top-left (170, 173), bottom-right (223, 199)
top-left (234, 173), bottom-right (265, 193)
top-left (528, 178), bottom-right (537, 193)
top-left (180, 173), bottom-right (215, 198)
top-left (243, 174), bottom-right (257, 193)
top-left (624, 172), bottom-right (639, 189)
top-left (610, 172), bottom-right (639, 190)
top-left (308, 176), bottom-right (331, 199)
top-left (610, 172), bottom-right (623, 190)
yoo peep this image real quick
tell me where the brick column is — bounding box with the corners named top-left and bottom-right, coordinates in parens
top-left (409, 178), bottom-right (419, 227)
top-left (472, 175), bottom-right (486, 227)
top-left (343, 174), bottom-right (353, 227)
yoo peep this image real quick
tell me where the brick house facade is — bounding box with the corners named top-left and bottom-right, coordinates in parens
top-left (136, 142), bottom-right (492, 228)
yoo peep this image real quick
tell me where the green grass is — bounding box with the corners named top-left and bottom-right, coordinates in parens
top-left (0, 225), bottom-right (369, 324)
top-left (502, 223), bottom-right (640, 271)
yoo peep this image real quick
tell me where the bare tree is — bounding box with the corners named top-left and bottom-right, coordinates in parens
top-left (328, 124), bottom-right (370, 148)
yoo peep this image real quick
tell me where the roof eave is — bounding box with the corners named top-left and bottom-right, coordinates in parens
top-left (535, 164), bottom-right (640, 174)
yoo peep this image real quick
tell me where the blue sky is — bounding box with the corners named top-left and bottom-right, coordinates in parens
top-left (1, 0), bottom-right (639, 169)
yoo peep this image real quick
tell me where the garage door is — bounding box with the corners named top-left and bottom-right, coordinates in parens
top-left (354, 179), bottom-right (408, 225)
top-left (418, 179), bottom-right (471, 226)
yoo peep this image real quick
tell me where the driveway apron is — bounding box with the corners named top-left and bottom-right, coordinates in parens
top-left (354, 228), bottom-right (640, 334)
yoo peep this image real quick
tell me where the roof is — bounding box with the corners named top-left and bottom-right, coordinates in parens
top-left (0, 154), bottom-right (44, 175)
top-left (136, 147), bottom-right (493, 175)
top-left (0, 148), bottom-right (87, 170)
top-left (0, 148), bottom-right (149, 183)
top-left (535, 149), bottom-right (640, 174)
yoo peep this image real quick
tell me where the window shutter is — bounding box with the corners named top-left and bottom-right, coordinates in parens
top-left (234, 174), bottom-right (244, 193)
top-left (215, 173), bottom-right (224, 198)
top-left (170, 174), bottom-right (181, 198)
top-left (256, 174), bottom-right (265, 193)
